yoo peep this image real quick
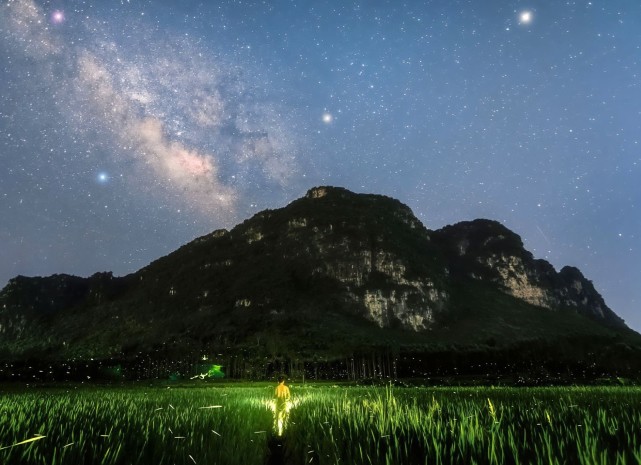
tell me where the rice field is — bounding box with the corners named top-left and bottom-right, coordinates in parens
top-left (1, 383), bottom-right (640, 465)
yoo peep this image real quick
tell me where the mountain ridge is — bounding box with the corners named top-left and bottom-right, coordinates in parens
top-left (1, 186), bottom-right (639, 380)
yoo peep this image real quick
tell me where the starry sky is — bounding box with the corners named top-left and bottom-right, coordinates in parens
top-left (1, 0), bottom-right (640, 331)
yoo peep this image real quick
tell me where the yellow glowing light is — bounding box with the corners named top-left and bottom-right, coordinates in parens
top-left (0, 434), bottom-right (46, 450)
top-left (262, 394), bottom-right (302, 436)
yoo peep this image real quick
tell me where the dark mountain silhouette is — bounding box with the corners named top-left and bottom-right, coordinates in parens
top-left (1, 186), bottom-right (639, 381)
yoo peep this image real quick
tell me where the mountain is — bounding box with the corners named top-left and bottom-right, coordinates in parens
top-left (1, 186), bottom-right (640, 381)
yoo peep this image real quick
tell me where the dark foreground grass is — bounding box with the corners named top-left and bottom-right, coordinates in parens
top-left (1, 383), bottom-right (640, 464)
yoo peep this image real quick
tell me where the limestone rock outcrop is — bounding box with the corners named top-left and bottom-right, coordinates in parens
top-left (0, 186), bottom-right (630, 361)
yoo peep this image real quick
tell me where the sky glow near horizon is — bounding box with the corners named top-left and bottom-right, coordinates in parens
top-left (1, 0), bottom-right (640, 331)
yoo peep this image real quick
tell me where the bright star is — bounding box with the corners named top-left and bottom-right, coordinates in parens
top-left (519, 10), bottom-right (533, 24)
top-left (322, 112), bottom-right (333, 124)
top-left (51, 10), bottom-right (65, 24)
top-left (97, 172), bottom-right (109, 183)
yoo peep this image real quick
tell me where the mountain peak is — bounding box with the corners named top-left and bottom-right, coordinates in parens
top-left (0, 187), bottom-right (635, 369)
top-left (305, 185), bottom-right (348, 199)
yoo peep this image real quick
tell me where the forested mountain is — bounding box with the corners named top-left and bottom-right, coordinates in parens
top-left (1, 186), bottom-right (639, 381)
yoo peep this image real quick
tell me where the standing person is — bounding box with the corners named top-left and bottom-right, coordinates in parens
top-left (274, 375), bottom-right (291, 436)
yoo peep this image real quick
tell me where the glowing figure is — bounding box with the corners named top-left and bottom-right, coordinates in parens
top-left (274, 375), bottom-right (291, 436)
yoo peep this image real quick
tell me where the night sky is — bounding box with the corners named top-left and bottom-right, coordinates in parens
top-left (1, 1), bottom-right (640, 331)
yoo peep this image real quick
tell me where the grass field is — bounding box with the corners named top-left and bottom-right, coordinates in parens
top-left (1, 383), bottom-right (640, 464)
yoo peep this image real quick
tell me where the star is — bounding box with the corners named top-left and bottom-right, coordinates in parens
top-left (519, 10), bottom-right (533, 25)
top-left (51, 10), bottom-right (65, 24)
top-left (0, 0), bottom-right (639, 333)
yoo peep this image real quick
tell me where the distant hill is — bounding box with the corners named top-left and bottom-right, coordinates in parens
top-left (1, 186), bottom-right (640, 381)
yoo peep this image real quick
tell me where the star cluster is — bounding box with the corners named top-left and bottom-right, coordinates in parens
top-left (1, 0), bottom-right (640, 330)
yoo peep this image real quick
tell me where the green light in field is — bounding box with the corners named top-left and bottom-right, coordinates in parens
top-left (208, 364), bottom-right (224, 378)
top-left (190, 363), bottom-right (225, 380)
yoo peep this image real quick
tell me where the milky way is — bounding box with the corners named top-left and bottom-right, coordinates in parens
top-left (1, 0), bottom-right (640, 330)
top-left (3, 0), bottom-right (299, 217)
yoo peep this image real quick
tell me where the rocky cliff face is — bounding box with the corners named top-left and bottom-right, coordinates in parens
top-left (432, 219), bottom-right (624, 327)
top-left (222, 186), bottom-right (449, 331)
top-left (0, 186), bottom-right (631, 360)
